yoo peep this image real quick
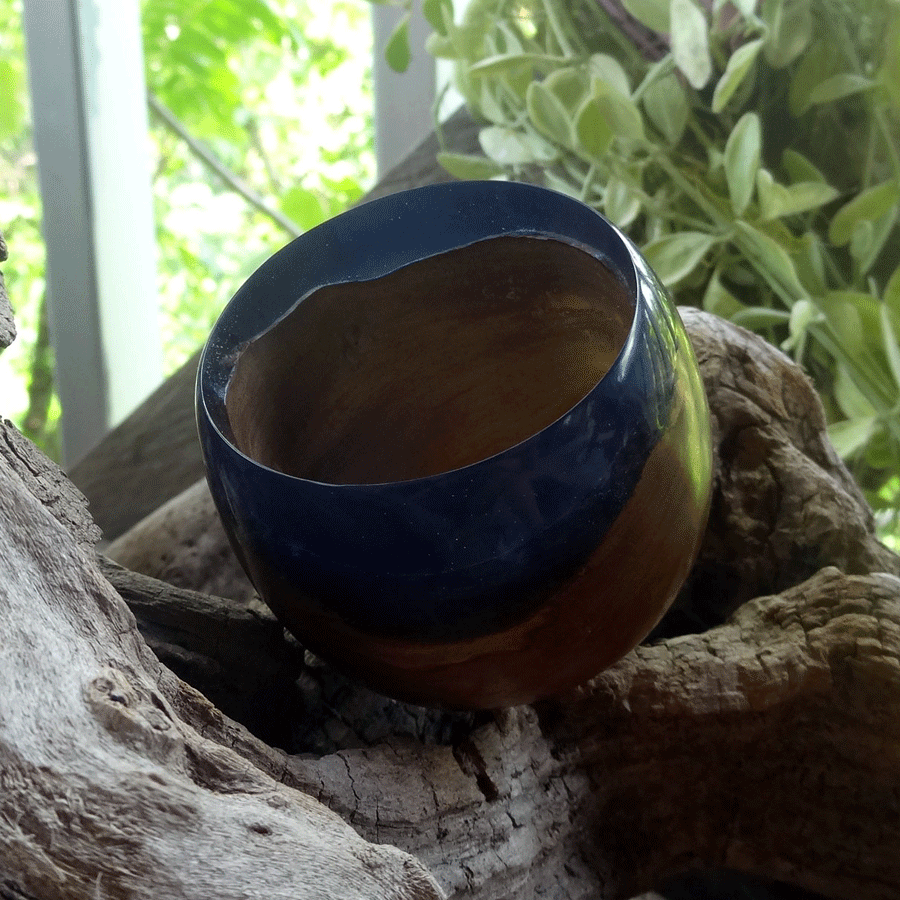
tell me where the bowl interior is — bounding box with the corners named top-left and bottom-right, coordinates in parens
top-left (225, 235), bottom-right (634, 485)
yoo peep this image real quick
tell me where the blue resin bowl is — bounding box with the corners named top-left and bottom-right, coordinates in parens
top-left (196, 181), bottom-right (712, 709)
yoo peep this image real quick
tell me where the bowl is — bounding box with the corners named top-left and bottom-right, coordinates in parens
top-left (196, 181), bottom-right (712, 709)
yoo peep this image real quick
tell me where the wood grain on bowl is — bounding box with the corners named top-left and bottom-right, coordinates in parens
top-left (226, 237), bottom-right (633, 484)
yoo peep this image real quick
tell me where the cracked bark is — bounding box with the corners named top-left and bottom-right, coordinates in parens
top-left (0, 415), bottom-right (444, 900)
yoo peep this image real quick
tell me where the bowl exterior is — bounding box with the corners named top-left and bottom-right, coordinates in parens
top-left (197, 182), bottom-right (712, 708)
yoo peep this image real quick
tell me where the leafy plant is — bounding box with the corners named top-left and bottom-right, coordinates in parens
top-left (374, 0), bottom-right (900, 540)
top-left (143, 0), bottom-right (376, 374)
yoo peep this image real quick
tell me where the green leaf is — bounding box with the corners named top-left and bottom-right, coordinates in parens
top-left (385, 14), bottom-right (412, 73)
top-left (850, 206), bottom-right (898, 275)
top-left (886, 266), bottom-right (900, 320)
top-left (495, 21), bottom-right (524, 56)
top-left (588, 54), bottom-right (631, 98)
top-left (604, 176), bottom-right (642, 228)
top-left (724, 112), bottom-right (761, 216)
top-left (755, 170), bottom-right (839, 220)
top-left (731, 307), bottom-right (791, 329)
top-left (732, 0), bottom-right (757, 15)
top-left (437, 152), bottom-right (505, 180)
top-left (781, 149), bottom-right (827, 184)
top-left (589, 84), bottom-right (645, 142)
top-left (806, 73), bottom-right (874, 107)
top-left (879, 10), bottom-right (900, 109)
top-left (734, 221), bottom-right (806, 299)
top-left (479, 126), bottom-right (558, 165)
top-left (817, 290), bottom-right (880, 356)
top-left (425, 31), bottom-right (457, 58)
top-left (794, 233), bottom-right (826, 294)
top-left (881, 303), bottom-right (900, 395)
top-left (423, 0), bottom-right (453, 36)
top-left (861, 430), bottom-right (898, 476)
top-left (468, 52), bottom-right (563, 75)
top-left (543, 170), bottom-right (582, 199)
top-left (782, 296), bottom-right (819, 357)
top-left (834, 363), bottom-right (879, 419)
top-left (670, 0), bottom-right (712, 89)
top-left (829, 417), bottom-right (878, 459)
top-left (712, 39), bottom-right (763, 113)
top-left (545, 67), bottom-right (591, 112)
top-left (527, 81), bottom-right (574, 146)
top-left (762, 0), bottom-right (812, 68)
top-left (828, 181), bottom-right (900, 246)
top-left (574, 98), bottom-right (614, 159)
top-left (642, 232), bottom-right (716, 287)
top-left (622, 0), bottom-right (670, 32)
top-left (279, 187), bottom-right (324, 231)
top-left (787, 40), bottom-right (838, 115)
top-left (643, 72), bottom-right (689, 145)
top-left (702, 268), bottom-right (744, 319)
top-left (850, 221), bottom-right (875, 265)
top-left (477, 80), bottom-right (508, 124)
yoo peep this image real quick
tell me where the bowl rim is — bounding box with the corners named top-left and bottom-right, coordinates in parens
top-left (197, 180), bottom-right (646, 489)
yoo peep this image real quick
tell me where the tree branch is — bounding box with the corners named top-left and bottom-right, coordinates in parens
top-left (147, 93), bottom-right (302, 239)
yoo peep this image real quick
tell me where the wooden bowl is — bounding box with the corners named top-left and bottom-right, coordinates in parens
top-left (196, 181), bottom-right (712, 709)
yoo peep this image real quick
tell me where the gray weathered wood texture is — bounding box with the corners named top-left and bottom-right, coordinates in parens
top-left (0, 230), bottom-right (14, 348)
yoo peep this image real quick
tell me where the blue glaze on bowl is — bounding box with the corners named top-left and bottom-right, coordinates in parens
top-left (197, 181), bottom-right (683, 643)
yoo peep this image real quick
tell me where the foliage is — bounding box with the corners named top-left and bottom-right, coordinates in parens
top-left (0, 0), bottom-right (375, 459)
top-left (375, 0), bottom-right (900, 540)
top-left (143, 0), bottom-right (376, 374)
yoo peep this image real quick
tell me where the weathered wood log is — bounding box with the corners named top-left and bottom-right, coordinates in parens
top-left (0, 231), bottom-right (15, 348)
top-left (11, 424), bottom-right (900, 900)
top-left (103, 524), bottom-right (900, 900)
top-left (0, 235), bottom-right (444, 898)
top-left (0, 416), bottom-right (444, 900)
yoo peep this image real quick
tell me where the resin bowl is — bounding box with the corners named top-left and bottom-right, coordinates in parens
top-left (196, 181), bottom-right (712, 709)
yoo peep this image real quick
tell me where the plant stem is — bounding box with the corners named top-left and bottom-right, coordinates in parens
top-left (580, 162), bottom-right (598, 201)
top-left (540, 0), bottom-right (576, 56)
top-left (651, 151), bottom-right (728, 229)
top-left (147, 94), bottom-right (302, 239)
top-left (875, 106), bottom-right (900, 178)
top-left (632, 55), bottom-right (675, 103)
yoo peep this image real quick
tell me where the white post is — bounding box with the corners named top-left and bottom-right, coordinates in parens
top-left (23, 0), bottom-right (162, 466)
top-left (372, 4), bottom-right (437, 176)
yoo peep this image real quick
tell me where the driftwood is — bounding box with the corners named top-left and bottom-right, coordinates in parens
top-left (4, 110), bottom-right (900, 897)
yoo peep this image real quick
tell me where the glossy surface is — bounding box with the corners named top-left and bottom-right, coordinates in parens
top-left (197, 181), bottom-right (712, 708)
